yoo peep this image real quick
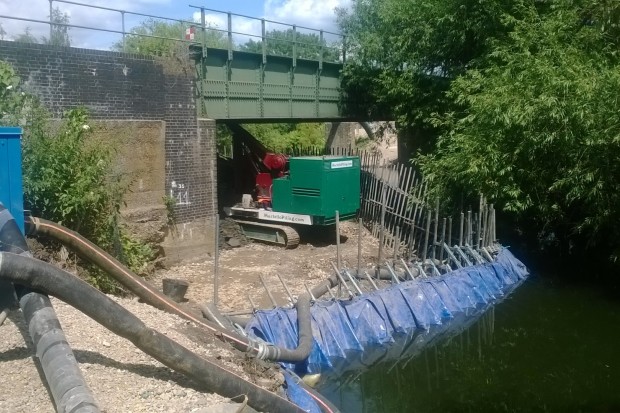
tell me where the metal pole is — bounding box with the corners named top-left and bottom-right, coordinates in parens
top-left (377, 178), bottom-right (387, 273)
top-left (261, 19), bottom-right (266, 64)
top-left (276, 273), bottom-right (295, 304)
top-left (422, 208), bottom-right (431, 261)
top-left (459, 211), bottom-right (464, 247)
top-left (303, 283), bottom-right (317, 301)
top-left (385, 262), bottom-right (401, 284)
top-left (439, 217), bottom-right (446, 262)
top-left (476, 194), bottom-right (483, 249)
top-left (327, 286), bottom-right (336, 299)
top-left (400, 258), bottom-right (415, 280)
top-left (393, 226), bottom-right (400, 261)
top-left (331, 262), bottom-right (354, 297)
top-left (344, 270), bottom-right (364, 295)
top-left (363, 271), bottom-right (379, 290)
top-left (292, 24), bottom-right (297, 64)
top-left (335, 210), bottom-right (341, 270)
top-left (357, 217), bottom-right (362, 276)
top-left (200, 7), bottom-right (206, 46)
top-left (432, 199), bottom-right (439, 260)
top-left (227, 12), bottom-right (233, 60)
top-left (467, 210), bottom-right (472, 246)
top-left (49, 0), bottom-right (53, 40)
top-left (121, 11), bottom-right (126, 51)
top-left (319, 29), bottom-right (324, 66)
top-left (247, 294), bottom-right (257, 311)
top-left (443, 243), bottom-right (463, 269)
top-left (259, 275), bottom-right (278, 307)
top-left (213, 215), bottom-right (221, 306)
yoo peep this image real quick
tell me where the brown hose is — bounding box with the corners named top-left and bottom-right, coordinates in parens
top-left (25, 216), bottom-right (314, 362)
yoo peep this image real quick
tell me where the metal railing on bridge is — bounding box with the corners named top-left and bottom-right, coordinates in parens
top-left (0, 0), bottom-right (344, 63)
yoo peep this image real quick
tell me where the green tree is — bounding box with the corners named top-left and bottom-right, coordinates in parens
top-left (43, 7), bottom-right (71, 46)
top-left (240, 28), bottom-right (340, 62)
top-left (0, 60), bottom-right (30, 125)
top-left (242, 122), bottom-right (326, 152)
top-left (13, 8), bottom-right (71, 46)
top-left (341, 0), bottom-right (620, 262)
top-left (14, 27), bottom-right (40, 44)
top-left (113, 18), bottom-right (227, 56)
top-left (337, 0), bottom-right (528, 154)
top-left (418, 2), bottom-right (620, 261)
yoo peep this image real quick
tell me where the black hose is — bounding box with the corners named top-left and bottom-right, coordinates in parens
top-left (263, 293), bottom-right (313, 362)
top-left (26, 217), bottom-right (313, 363)
top-left (0, 205), bottom-right (100, 413)
top-left (0, 251), bottom-right (306, 413)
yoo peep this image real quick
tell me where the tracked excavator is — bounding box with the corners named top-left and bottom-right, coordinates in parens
top-left (224, 124), bottom-right (360, 248)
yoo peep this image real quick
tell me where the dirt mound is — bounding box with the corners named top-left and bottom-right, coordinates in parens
top-left (219, 218), bottom-right (248, 249)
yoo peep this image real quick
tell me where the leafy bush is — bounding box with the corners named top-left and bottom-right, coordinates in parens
top-left (0, 60), bottom-right (154, 291)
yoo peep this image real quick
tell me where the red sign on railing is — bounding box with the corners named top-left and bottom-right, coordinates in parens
top-left (185, 26), bottom-right (195, 41)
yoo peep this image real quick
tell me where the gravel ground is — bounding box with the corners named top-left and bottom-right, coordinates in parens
top-left (1, 220), bottom-right (382, 412)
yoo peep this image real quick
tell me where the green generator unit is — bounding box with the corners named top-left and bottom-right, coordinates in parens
top-left (271, 156), bottom-right (360, 225)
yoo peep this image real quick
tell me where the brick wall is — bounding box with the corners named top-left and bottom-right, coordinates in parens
top-left (0, 40), bottom-right (217, 224)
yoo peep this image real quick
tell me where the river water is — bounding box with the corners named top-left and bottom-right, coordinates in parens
top-left (317, 275), bottom-right (620, 412)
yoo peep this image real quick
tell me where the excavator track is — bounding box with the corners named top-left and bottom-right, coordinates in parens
top-left (233, 219), bottom-right (300, 249)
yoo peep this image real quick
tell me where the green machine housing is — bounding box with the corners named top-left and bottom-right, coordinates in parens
top-left (271, 156), bottom-right (360, 225)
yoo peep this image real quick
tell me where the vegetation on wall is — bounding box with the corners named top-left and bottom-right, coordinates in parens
top-left (339, 0), bottom-right (620, 264)
top-left (14, 7), bottom-right (71, 46)
top-left (0, 60), bottom-right (153, 292)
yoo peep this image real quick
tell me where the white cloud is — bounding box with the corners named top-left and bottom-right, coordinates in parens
top-left (264, 0), bottom-right (350, 35)
top-left (191, 11), bottom-right (262, 44)
top-left (0, 0), bottom-right (174, 49)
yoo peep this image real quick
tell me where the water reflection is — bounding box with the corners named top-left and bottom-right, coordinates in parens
top-left (317, 277), bottom-right (620, 412)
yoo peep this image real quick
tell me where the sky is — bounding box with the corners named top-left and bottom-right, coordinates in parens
top-left (0, 0), bottom-right (351, 49)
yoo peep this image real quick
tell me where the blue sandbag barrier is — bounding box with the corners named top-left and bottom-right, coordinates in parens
top-left (245, 248), bottom-right (528, 410)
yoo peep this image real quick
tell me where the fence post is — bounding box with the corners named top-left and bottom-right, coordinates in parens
top-left (49, 0), bottom-right (53, 40)
top-left (213, 214), bottom-right (220, 307)
top-left (121, 11), bottom-right (126, 51)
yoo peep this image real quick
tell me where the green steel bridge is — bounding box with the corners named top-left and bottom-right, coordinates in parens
top-left (188, 6), bottom-right (347, 122)
top-left (1, 1), bottom-right (355, 122)
top-left (191, 44), bottom-right (344, 122)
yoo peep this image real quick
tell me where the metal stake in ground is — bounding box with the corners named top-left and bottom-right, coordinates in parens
top-left (259, 275), bottom-right (278, 308)
top-left (377, 177), bottom-right (387, 275)
top-left (422, 207), bottom-right (431, 262)
top-left (357, 218), bottom-right (362, 276)
top-left (336, 210), bottom-right (341, 270)
top-left (213, 214), bottom-right (220, 307)
top-left (459, 212), bottom-right (464, 247)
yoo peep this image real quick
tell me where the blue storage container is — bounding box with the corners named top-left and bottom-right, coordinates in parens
top-left (0, 127), bottom-right (24, 234)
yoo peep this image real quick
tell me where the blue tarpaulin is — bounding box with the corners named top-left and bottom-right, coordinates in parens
top-left (245, 248), bottom-right (528, 411)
